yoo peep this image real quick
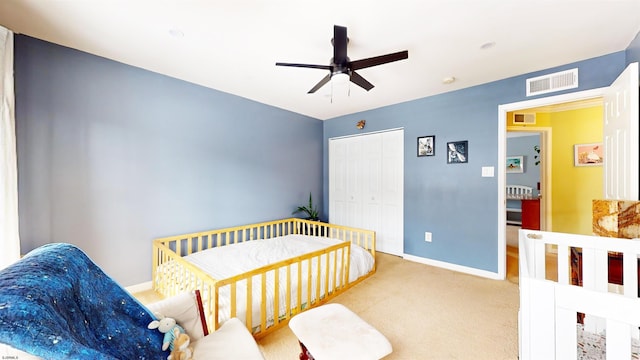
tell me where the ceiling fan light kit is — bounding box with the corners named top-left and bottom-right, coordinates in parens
top-left (276, 25), bottom-right (408, 94)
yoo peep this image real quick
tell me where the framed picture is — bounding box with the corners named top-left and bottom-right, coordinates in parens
top-left (447, 140), bottom-right (468, 164)
top-left (506, 156), bottom-right (524, 173)
top-left (417, 135), bottom-right (435, 157)
top-left (574, 142), bottom-right (603, 166)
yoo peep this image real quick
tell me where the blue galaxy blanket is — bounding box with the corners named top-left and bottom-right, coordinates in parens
top-left (0, 243), bottom-right (166, 359)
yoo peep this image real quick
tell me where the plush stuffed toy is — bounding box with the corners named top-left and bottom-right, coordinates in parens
top-left (147, 313), bottom-right (186, 351)
top-left (167, 328), bottom-right (193, 360)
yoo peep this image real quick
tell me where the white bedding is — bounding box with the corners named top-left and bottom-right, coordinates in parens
top-left (182, 235), bottom-right (374, 330)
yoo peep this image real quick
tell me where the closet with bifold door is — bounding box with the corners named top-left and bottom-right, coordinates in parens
top-left (329, 129), bottom-right (404, 256)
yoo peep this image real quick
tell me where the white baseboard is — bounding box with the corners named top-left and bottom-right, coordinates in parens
top-left (402, 254), bottom-right (503, 280)
top-left (125, 281), bottom-right (152, 293)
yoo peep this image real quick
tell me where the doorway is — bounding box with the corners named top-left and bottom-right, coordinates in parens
top-left (505, 129), bottom-right (547, 250)
top-left (497, 88), bottom-right (606, 279)
top-left (506, 127), bottom-right (552, 231)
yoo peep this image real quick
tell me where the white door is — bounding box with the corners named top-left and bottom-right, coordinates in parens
top-left (329, 138), bottom-right (348, 226)
top-left (329, 129), bottom-right (404, 256)
top-left (360, 134), bottom-right (382, 235)
top-left (603, 62), bottom-right (639, 200)
top-left (380, 130), bottom-right (404, 255)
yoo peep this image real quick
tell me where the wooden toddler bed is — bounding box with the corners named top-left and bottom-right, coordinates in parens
top-left (152, 218), bottom-right (375, 339)
top-left (519, 229), bottom-right (640, 359)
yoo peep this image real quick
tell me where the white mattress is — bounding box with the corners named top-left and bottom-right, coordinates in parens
top-left (182, 235), bottom-right (374, 330)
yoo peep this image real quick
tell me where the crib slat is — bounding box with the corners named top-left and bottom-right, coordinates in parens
top-left (306, 258), bottom-right (313, 307)
top-left (285, 265), bottom-right (292, 317)
top-left (581, 248), bottom-right (609, 291)
top-left (296, 260), bottom-right (303, 314)
top-left (523, 277), bottom-right (556, 360)
top-left (318, 252), bottom-right (324, 300)
top-left (246, 276), bottom-right (252, 331)
top-left (555, 307), bottom-right (577, 360)
top-left (273, 269), bottom-right (280, 328)
top-left (325, 251), bottom-right (330, 294)
top-left (582, 248), bottom-right (609, 333)
top-left (607, 319), bottom-right (631, 360)
top-left (261, 272), bottom-right (267, 331)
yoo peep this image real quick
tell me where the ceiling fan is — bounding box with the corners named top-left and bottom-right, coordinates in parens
top-left (275, 25), bottom-right (409, 94)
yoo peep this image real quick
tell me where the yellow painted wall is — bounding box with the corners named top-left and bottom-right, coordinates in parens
top-left (550, 106), bottom-right (602, 234)
top-left (507, 112), bottom-right (551, 127)
top-left (508, 107), bottom-right (602, 235)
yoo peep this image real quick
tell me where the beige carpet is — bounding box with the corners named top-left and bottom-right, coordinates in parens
top-left (257, 253), bottom-right (520, 360)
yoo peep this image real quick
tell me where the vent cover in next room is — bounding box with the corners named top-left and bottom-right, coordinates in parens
top-left (526, 68), bottom-right (578, 96)
top-left (514, 113), bottom-right (536, 124)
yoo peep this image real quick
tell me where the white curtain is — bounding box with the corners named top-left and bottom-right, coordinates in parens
top-left (0, 26), bottom-right (20, 270)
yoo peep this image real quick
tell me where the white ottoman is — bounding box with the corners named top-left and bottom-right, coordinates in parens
top-left (288, 303), bottom-right (392, 360)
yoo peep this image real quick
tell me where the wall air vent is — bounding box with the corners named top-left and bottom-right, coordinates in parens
top-left (526, 68), bottom-right (578, 96)
top-left (514, 113), bottom-right (536, 124)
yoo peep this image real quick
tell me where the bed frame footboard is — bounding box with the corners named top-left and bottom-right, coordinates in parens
top-left (152, 218), bottom-right (375, 338)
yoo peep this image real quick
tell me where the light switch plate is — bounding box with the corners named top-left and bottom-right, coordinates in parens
top-left (482, 166), bottom-right (495, 177)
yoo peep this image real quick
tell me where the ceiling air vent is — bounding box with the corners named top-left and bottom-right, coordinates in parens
top-left (526, 68), bottom-right (578, 96)
top-left (514, 113), bottom-right (536, 124)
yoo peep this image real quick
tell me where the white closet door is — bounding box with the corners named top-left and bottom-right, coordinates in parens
top-left (360, 134), bottom-right (382, 237)
top-left (345, 136), bottom-right (364, 228)
top-left (379, 130), bottom-right (404, 255)
top-left (329, 139), bottom-right (348, 226)
top-left (329, 129), bottom-right (404, 256)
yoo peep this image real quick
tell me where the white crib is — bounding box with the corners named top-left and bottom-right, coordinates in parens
top-left (506, 185), bottom-right (533, 226)
top-left (519, 229), bottom-right (640, 359)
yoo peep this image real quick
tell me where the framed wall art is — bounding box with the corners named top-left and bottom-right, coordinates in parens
top-left (417, 135), bottom-right (435, 157)
top-left (447, 140), bottom-right (468, 164)
top-left (574, 142), bottom-right (603, 166)
top-left (506, 156), bottom-right (524, 173)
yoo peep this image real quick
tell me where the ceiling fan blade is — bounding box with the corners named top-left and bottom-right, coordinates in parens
top-left (308, 73), bottom-right (332, 94)
top-left (275, 62), bottom-right (332, 70)
top-left (350, 71), bottom-right (374, 91)
top-left (350, 50), bottom-right (408, 70)
top-left (333, 25), bottom-right (348, 64)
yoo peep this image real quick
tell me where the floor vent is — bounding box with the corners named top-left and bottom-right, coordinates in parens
top-left (526, 68), bottom-right (578, 96)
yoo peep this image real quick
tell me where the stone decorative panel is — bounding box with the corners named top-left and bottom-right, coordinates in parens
top-left (593, 199), bottom-right (640, 238)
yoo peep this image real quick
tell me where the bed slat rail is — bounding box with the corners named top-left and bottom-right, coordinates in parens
top-left (211, 241), bottom-right (350, 338)
top-left (152, 218), bottom-right (374, 339)
top-left (519, 230), bottom-right (640, 360)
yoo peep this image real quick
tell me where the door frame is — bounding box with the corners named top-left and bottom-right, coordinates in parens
top-left (506, 126), bottom-right (552, 231)
top-left (497, 88), bottom-right (605, 279)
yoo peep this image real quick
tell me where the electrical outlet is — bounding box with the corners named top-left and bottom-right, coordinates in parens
top-left (424, 232), bottom-right (432, 242)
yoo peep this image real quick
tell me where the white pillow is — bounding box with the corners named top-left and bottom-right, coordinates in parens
top-left (145, 290), bottom-right (208, 341)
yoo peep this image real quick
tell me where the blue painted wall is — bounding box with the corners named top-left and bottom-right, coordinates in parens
top-left (14, 36), bottom-right (323, 286)
top-left (507, 135), bottom-right (541, 196)
top-left (626, 31), bottom-right (640, 64)
top-left (323, 52), bottom-right (627, 273)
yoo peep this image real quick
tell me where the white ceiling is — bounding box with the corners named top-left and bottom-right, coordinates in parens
top-left (1, 1), bottom-right (639, 120)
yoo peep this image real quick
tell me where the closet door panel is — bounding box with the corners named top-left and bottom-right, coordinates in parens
top-left (379, 130), bottom-right (404, 255)
top-left (345, 136), bottom-right (363, 228)
top-left (361, 134), bottom-right (382, 237)
top-left (329, 139), bottom-right (348, 225)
